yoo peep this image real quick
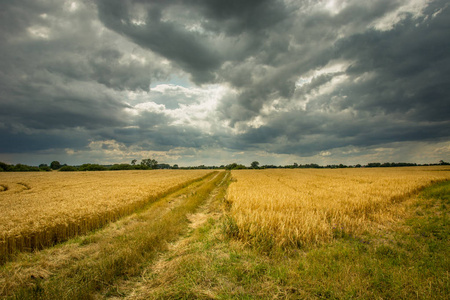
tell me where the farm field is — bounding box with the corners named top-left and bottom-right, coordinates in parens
top-left (226, 166), bottom-right (450, 249)
top-left (0, 169), bottom-right (213, 260)
top-left (0, 167), bottom-right (449, 299)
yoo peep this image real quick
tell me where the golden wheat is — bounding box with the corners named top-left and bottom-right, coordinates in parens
top-left (0, 170), bottom-right (212, 259)
top-left (227, 166), bottom-right (450, 248)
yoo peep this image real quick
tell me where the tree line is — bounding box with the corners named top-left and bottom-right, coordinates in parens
top-left (225, 160), bottom-right (450, 170)
top-left (0, 159), bottom-right (448, 172)
top-left (0, 159), bottom-right (170, 172)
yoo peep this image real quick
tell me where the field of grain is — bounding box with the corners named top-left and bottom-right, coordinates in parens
top-left (0, 170), bottom-right (212, 259)
top-left (226, 166), bottom-right (450, 248)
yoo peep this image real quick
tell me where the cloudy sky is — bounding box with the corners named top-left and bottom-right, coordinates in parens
top-left (1, 0), bottom-right (449, 167)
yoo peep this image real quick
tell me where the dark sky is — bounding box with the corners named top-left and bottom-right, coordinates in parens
top-left (1, 0), bottom-right (449, 166)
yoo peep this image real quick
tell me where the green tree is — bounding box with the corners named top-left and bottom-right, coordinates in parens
top-left (225, 163), bottom-right (246, 170)
top-left (50, 161), bottom-right (61, 170)
top-left (78, 164), bottom-right (107, 171)
top-left (59, 165), bottom-right (78, 171)
top-left (251, 161), bottom-right (260, 169)
top-left (39, 164), bottom-right (51, 171)
top-left (0, 162), bottom-right (12, 172)
top-left (141, 158), bottom-right (158, 169)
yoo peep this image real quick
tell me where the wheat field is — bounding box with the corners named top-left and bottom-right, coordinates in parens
top-left (0, 170), bottom-right (212, 259)
top-left (226, 166), bottom-right (450, 248)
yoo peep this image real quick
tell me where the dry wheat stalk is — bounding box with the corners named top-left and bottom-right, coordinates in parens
top-left (0, 170), bottom-right (212, 259)
top-left (227, 167), bottom-right (450, 248)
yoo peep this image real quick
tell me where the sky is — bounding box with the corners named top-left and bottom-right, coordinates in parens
top-left (0, 0), bottom-right (449, 167)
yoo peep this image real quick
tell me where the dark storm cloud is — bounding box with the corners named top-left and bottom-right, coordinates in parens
top-left (219, 0), bottom-right (450, 156)
top-left (0, 1), bottom-right (160, 92)
top-left (0, 127), bottom-right (90, 153)
top-left (190, 0), bottom-right (289, 35)
top-left (45, 48), bottom-right (153, 91)
top-left (0, 0), bottom-right (170, 153)
top-left (1, 0), bottom-right (449, 164)
top-left (96, 0), bottom-right (290, 83)
top-left (235, 108), bottom-right (450, 156)
top-left (112, 122), bottom-right (216, 152)
top-left (0, 79), bottom-right (129, 130)
top-left (331, 6), bottom-right (450, 122)
top-left (96, 0), bottom-right (222, 83)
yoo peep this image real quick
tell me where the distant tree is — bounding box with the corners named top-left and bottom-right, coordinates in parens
top-left (225, 163), bottom-right (246, 170)
top-left (157, 163), bottom-right (171, 169)
top-left (78, 164), bottom-right (107, 171)
top-left (50, 161), bottom-right (61, 170)
top-left (172, 164), bottom-right (179, 169)
top-left (366, 162), bottom-right (381, 168)
top-left (141, 158), bottom-right (158, 169)
top-left (109, 164), bottom-right (134, 170)
top-left (234, 164), bottom-right (246, 170)
top-left (0, 162), bottom-right (12, 172)
top-left (251, 161), bottom-right (260, 169)
top-left (131, 159), bottom-right (137, 166)
top-left (39, 164), bottom-right (51, 171)
top-left (59, 165), bottom-right (78, 171)
top-left (13, 164), bottom-right (39, 172)
top-left (225, 163), bottom-right (237, 170)
top-left (439, 160), bottom-right (449, 165)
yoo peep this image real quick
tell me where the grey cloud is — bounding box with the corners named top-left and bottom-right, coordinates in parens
top-left (330, 3), bottom-right (450, 122)
top-left (0, 127), bottom-right (90, 153)
top-left (191, 0), bottom-right (289, 35)
top-left (216, 0), bottom-right (446, 128)
top-left (0, 76), bottom-right (129, 131)
top-left (45, 48), bottom-right (154, 92)
top-left (235, 108), bottom-right (449, 157)
top-left (135, 111), bottom-right (173, 130)
top-left (96, 0), bottom-right (291, 83)
top-left (1, 0), bottom-right (449, 165)
top-left (112, 125), bottom-right (217, 152)
top-left (0, 0), bottom-right (170, 154)
top-left (222, 0), bottom-right (450, 155)
top-left (96, 0), bottom-right (222, 83)
top-left (0, 1), bottom-right (161, 93)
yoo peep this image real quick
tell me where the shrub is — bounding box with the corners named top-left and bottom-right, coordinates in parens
top-left (59, 166), bottom-right (78, 172)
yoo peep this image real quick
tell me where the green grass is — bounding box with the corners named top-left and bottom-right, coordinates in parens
top-left (144, 180), bottom-right (450, 299)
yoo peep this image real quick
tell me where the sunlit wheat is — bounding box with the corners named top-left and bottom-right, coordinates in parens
top-left (0, 170), bottom-right (212, 259)
top-left (226, 167), bottom-right (450, 248)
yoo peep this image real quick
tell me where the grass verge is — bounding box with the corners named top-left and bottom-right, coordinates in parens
top-left (1, 171), bottom-right (226, 299)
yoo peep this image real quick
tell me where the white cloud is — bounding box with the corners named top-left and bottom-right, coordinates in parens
top-left (27, 26), bottom-right (51, 39)
top-left (125, 83), bottom-right (229, 134)
top-left (370, 0), bottom-right (429, 31)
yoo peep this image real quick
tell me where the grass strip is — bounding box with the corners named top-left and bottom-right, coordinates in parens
top-left (3, 171), bottom-right (226, 299)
